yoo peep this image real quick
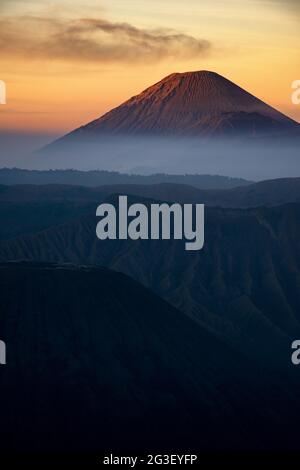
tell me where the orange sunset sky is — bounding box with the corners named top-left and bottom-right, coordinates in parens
top-left (0, 0), bottom-right (299, 136)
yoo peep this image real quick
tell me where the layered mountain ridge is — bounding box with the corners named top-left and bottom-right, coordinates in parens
top-left (1, 179), bottom-right (300, 453)
top-left (2, 262), bottom-right (293, 452)
top-left (1, 194), bottom-right (300, 366)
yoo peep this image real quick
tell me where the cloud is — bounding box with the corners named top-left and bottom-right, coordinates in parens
top-left (0, 15), bottom-right (211, 64)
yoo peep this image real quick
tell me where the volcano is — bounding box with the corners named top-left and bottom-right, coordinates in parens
top-left (53, 71), bottom-right (299, 144)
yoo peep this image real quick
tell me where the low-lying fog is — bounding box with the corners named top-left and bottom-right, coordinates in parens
top-left (0, 132), bottom-right (299, 181)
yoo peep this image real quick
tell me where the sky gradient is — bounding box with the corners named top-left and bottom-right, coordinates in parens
top-left (0, 0), bottom-right (299, 135)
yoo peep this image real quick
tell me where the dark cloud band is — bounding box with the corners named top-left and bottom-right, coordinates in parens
top-left (0, 15), bottom-right (211, 64)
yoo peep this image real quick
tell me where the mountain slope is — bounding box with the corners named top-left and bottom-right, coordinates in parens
top-left (1, 262), bottom-right (296, 453)
top-left (52, 71), bottom-right (299, 143)
top-left (1, 200), bottom-right (299, 367)
top-left (2, 177), bottom-right (300, 241)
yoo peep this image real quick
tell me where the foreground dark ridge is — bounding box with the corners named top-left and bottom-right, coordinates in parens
top-left (1, 262), bottom-right (300, 453)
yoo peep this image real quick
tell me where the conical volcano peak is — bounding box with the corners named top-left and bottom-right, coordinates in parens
top-left (132, 70), bottom-right (232, 105)
top-left (52, 70), bottom-right (299, 145)
top-left (161, 70), bottom-right (227, 81)
top-left (162, 70), bottom-right (227, 82)
top-left (140, 69), bottom-right (270, 117)
top-left (149, 70), bottom-right (245, 94)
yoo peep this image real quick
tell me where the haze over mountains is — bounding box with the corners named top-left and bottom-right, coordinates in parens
top-left (1, 73), bottom-right (299, 179)
top-left (33, 71), bottom-right (299, 180)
